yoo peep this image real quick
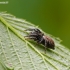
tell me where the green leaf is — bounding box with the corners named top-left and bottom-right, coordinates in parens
top-left (0, 56), bottom-right (13, 70)
top-left (0, 12), bottom-right (70, 70)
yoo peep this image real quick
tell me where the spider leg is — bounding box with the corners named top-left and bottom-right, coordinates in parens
top-left (44, 40), bottom-right (47, 53)
top-left (38, 37), bottom-right (44, 43)
top-left (24, 36), bottom-right (37, 40)
top-left (24, 29), bottom-right (35, 31)
top-left (29, 33), bottom-right (38, 36)
top-left (24, 28), bottom-right (41, 33)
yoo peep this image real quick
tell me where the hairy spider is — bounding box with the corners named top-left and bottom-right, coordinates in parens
top-left (25, 28), bottom-right (55, 51)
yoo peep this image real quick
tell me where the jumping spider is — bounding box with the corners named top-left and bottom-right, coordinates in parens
top-left (25, 28), bottom-right (55, 51)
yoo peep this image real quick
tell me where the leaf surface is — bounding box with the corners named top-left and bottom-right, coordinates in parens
top-left (0, 12), bottom-right (70, 70)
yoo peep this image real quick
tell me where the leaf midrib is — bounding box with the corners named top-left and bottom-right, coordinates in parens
top-left (0, 15), bottom-right (58, 70)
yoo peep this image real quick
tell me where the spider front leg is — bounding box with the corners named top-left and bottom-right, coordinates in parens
top-left (24, 28), bottom-right (36, 31)
top-left (24, 35), bottom-right (37, 41)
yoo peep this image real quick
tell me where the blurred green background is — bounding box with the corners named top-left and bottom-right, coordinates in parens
top-left (0, 0), bottom-right (70, 49)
